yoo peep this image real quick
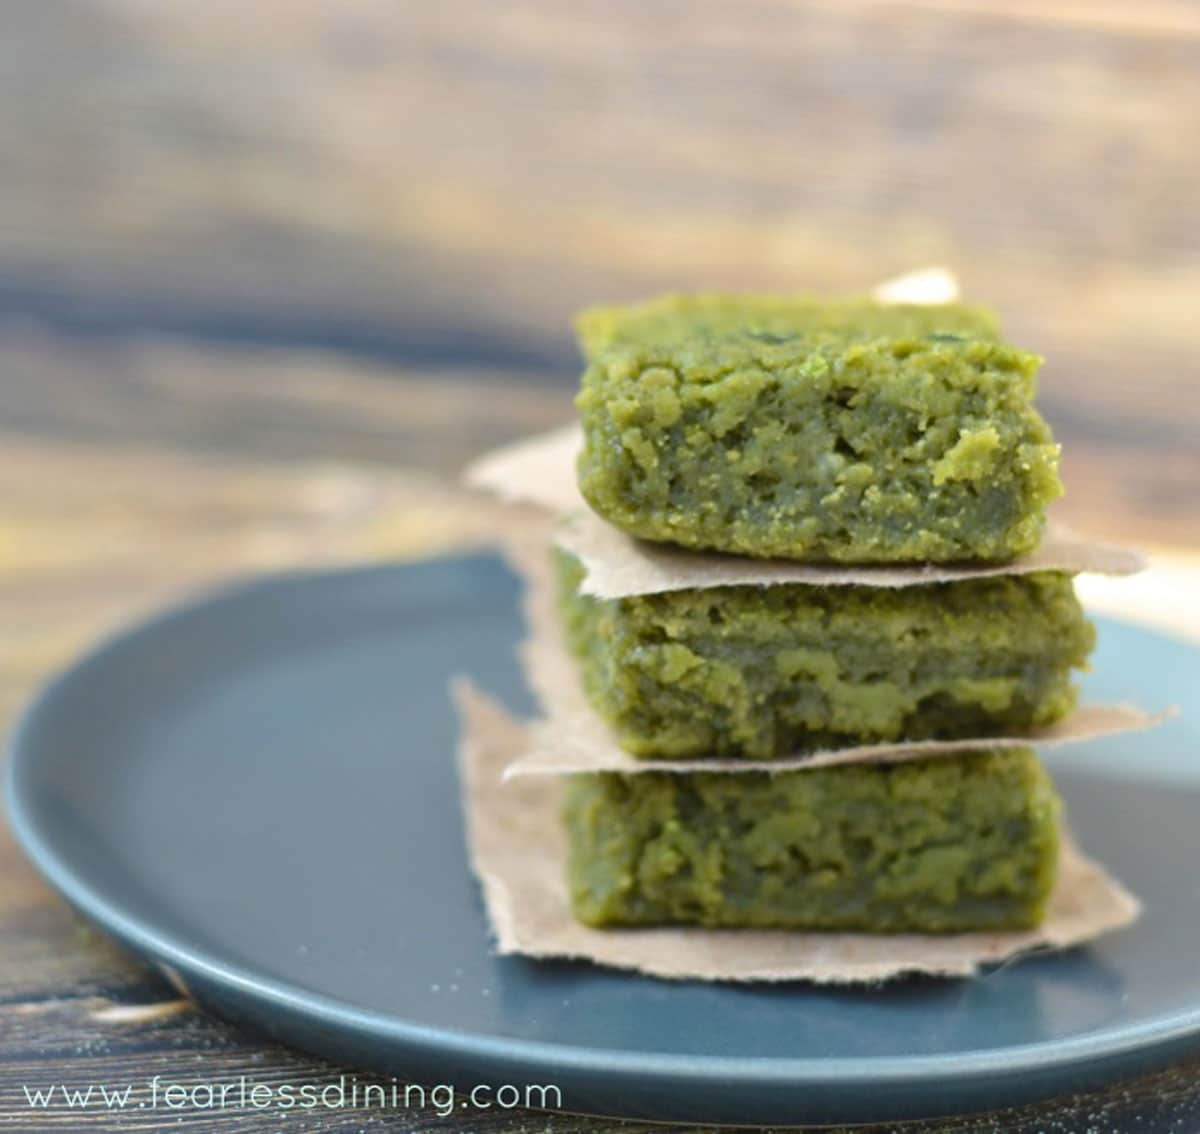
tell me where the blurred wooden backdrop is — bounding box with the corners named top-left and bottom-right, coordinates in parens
top-left (1, 0), bottom-right (1198, 546)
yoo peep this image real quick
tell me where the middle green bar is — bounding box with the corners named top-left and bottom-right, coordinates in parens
top-left (557, 551), bottom-right (1095, 760)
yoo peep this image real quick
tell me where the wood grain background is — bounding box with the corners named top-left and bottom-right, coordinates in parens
top-left (1, 1), bottom-right (1198, 1130)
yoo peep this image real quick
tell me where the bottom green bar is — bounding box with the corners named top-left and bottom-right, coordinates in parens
top-left (564, 748), bottom-right (1060, 933)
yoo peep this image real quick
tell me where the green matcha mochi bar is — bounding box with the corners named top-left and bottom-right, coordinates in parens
top-left (575, 295), bottom-right (1062, 562)
top-left (557, 552), bottom-right (1094, 760)
top-left (564, 747), bottom-right (1060, 931)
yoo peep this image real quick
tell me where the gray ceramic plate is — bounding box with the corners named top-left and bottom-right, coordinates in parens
top-left (6, 552), bottom-right (1200, 1126)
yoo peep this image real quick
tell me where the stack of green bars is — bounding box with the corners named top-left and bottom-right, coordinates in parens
top-left (555, 295), bottom-right (1095, 934)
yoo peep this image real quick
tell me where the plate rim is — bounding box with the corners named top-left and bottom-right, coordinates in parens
top-left (6, 555), bottom-right (1200, 1107)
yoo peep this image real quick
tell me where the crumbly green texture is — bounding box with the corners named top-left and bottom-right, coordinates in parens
top-left (557, 552), bottom-right (1094, 760)
top-left (575, 295), bottom-right (1062, 562)
top-left (564, 747), bottom-right (1061, 931)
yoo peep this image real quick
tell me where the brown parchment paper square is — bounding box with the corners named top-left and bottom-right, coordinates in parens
top-left (499, 529), bottom-right (1170, 778)
top-left (454, 681), bottom-right (1142, 983)
top-left (465, 425), bottom-right (1145, 599)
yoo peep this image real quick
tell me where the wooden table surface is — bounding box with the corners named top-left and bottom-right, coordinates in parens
top-left (2, 2), bottom-right (1199, 1131)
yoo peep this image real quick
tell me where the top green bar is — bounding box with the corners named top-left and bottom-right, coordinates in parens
top-left (575, 295), bottom-right (1062, 562)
